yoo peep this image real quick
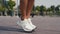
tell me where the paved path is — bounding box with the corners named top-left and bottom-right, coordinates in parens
top-left (0, 16), bottom-right (60, 34)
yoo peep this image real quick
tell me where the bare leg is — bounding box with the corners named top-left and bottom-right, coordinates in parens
top-left (20, 0), bottom-right (28, 20)
top-left (26, 0), bottom-right (36, 29)
top-left (17, 0), bottom-right (34, 31)
top-left (26, 0), bottom-right (34, 19)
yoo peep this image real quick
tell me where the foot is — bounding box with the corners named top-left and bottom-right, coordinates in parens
top-left (16, 19), bottom-right (34, 31)
top-left (27, 18), bottom-right (37, 29)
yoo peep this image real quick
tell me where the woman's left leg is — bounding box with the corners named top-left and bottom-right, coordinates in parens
top-left (26, 0), bottom-right (34, 18)
top-left (26, 0), bottom-right (36, 29)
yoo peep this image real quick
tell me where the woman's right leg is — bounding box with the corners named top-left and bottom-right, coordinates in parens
top-left (17, 0), bottom-right (34, 31)
top-left (20, 0), bottom-right (28, 20)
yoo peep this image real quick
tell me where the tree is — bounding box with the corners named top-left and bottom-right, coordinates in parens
top-left (0, 5), bottom-right (5, 11)
top-left (0, 0), bottom-right (2, 3)
top-left (47, 8), bottom-right (52, 15)
top-left (0, 4), bottom-right (7, 16)
top-left (8, 0), bottom-right (16, 9)
top-left (8, 0), bottom-right (16, 16)
top-left (35, 6), bottom-right (40, 15)
top-left (55, 5), bottom-right (60, 15)
top-left (50, 5), bottom-right (55, 15)
top-left (40, 5), bottom-right (46, 16)
top-left (36, 6), bottom-right (40, 11)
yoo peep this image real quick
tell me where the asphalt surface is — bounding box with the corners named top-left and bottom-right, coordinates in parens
top-left (0, 16), bottom-right (60, 34)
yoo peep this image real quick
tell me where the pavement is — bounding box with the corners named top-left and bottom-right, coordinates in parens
top-left (0, 16), bottom-right (60, 34)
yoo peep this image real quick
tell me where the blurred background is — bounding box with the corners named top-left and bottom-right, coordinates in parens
top-left (0, 0), bottom-right (60, 17)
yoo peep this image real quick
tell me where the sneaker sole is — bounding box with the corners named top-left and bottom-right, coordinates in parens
top-left (24, 29), bottom-right (35, 33)
top-left (24, 27), bottom-right (37, 33)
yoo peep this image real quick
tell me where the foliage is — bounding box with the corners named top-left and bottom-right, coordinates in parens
top-left (0, 4), bottom-right (6, 11)
top-left (8, 0), bottom-right (16, 10)
top-left (55, 5), bottom-right (60, 15)
top-left (40, 5), bottom-right (46, 11)
top-left (50, 5), bottom-right (55, 11)
top-left (55, 5), bottom-right (60, 11)
top-left (36, 6), bottom-right (40, 11)
top-left (47, 8), bottom-right (51, 11)
top-left (0, 0), bottom-right (2, 3)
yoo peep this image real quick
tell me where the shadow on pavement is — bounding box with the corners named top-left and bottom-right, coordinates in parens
top-left (0, 26), bottom-right (34, 33)
top-left (0, 26), bottom-right (24, 32)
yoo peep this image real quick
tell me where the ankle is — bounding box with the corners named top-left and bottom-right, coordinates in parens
top-left (21, 17), bottom-right (28, 21)
top-left (26, 16), bottom-right (30, 19)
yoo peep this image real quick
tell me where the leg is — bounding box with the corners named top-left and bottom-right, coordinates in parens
top-left (20, 0), bottom-right (28, 20)
top-left (26, 0), bottom-right (36, 29)
top-left (17, 0), bottom-right (34, 31)
top-left (26, 0), bottom-right (34, 19)
top-left (17, 0), bottom-right (36, 31)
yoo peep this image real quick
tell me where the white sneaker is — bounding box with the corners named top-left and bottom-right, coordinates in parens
top-left (16, 19), bottom-right (34, 31)
top-left (27, 18), bottom-right (36, 29)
